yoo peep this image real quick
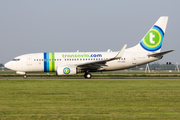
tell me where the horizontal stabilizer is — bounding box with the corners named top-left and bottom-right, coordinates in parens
top-left (148, 50), bottom-right (174, 57)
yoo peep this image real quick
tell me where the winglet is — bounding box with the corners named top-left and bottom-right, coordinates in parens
top-left (114, 44), bottom-right (127, 59)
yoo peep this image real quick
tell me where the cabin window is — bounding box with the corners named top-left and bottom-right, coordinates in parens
top-left (77, 59), bottom-right (79, 61)
top-left (124, 58), bottom-right (126, 60)
top-left (65, 59), bottom-right (66, 61)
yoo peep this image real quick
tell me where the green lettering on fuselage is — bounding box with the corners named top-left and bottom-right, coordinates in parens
top-left (62, 54), bottom-right (90, 58)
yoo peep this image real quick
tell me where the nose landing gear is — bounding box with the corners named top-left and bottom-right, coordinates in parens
top-left (23, 75), bottom-right (27, 79)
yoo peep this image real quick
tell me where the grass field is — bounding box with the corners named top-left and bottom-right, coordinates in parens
top-left (0, 80), bottom-right (180, 120)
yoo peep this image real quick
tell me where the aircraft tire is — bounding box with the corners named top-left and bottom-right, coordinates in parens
top-left (23, 75), bottom-right (27, 79)
top-left (86, 73), bottom-right (91, 79)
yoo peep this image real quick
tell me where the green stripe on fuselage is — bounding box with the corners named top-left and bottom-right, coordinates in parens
top-left (49, 52), bottom-right (55, 72)
top-left (52, 53), bottom-right (55, 71)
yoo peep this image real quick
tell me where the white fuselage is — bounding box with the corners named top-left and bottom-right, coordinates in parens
top-left (5, 49), bottom-right (161, 73)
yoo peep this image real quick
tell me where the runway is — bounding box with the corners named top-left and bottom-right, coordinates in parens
top-left (1, 78), bottom-right (180, 80)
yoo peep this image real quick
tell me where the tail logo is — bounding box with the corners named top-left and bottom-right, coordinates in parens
top-left (140, 25), bottom-right (164, 51)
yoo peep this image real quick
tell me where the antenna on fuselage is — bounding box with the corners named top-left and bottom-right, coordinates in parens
top-left (107, 49), bottom-right (112, 52)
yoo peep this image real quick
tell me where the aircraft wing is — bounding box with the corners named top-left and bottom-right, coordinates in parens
top-left (148, 50), bottom-right (174, 57)
top-left (77, 44), bottom-right (127, 70)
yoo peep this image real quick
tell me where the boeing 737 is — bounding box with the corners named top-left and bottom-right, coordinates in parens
top-left (5, 16), bottom-right (174, 78)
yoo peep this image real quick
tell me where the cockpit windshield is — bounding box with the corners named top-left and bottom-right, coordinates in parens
top-left (12, 59), bottom-right (20, 61)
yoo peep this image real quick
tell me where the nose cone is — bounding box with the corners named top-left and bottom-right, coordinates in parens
top-left (4, 62), bottom-right (11, 70)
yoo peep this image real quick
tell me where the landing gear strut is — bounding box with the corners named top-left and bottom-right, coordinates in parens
top-left (84, 73), bottom-right (92, 79)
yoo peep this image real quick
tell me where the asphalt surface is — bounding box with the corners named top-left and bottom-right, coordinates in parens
top-left (1, 78), bottom-right (180, 80)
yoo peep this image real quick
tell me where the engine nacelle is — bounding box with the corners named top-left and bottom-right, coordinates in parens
top-left (56, 66), bottom-right (77, 76)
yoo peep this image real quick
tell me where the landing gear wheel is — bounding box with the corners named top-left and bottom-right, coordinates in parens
top-left (23, 75), bottom-right (27, 79)
top-left (84, 74), bottom-right (87, 78)
top-left (84, 73), bottom-right (92, 79)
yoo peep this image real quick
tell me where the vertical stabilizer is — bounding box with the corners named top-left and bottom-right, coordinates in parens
top-left (128, 16), bottom-right (168, 53)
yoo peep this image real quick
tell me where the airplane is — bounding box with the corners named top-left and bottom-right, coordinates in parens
top-left (5, 16), bottom-right (174, 79)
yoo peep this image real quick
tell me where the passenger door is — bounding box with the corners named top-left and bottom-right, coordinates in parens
top-left (27, 56), bottom-right (32, 66)
top-left (132, 54), bottom-right (136, 64)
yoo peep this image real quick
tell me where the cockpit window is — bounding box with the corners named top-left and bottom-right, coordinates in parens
top-left (12, 59), bottom-right (20, 61)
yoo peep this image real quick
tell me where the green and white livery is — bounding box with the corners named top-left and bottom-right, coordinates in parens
top-left (5, 16), bottom-right (173, 79)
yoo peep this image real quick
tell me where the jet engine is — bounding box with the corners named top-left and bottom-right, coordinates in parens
top-left (56, 66), bottom-right (77, 75)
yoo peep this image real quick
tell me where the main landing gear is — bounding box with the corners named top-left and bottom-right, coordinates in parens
top-left (84, 73), bottom-right (92, 79)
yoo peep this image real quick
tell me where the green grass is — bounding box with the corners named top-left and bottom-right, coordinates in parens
top-left (0, 80), bottom-right (180, 119)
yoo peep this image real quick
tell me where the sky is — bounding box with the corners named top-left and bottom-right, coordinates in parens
top-left (0, 0), bottom-right (179, 64)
